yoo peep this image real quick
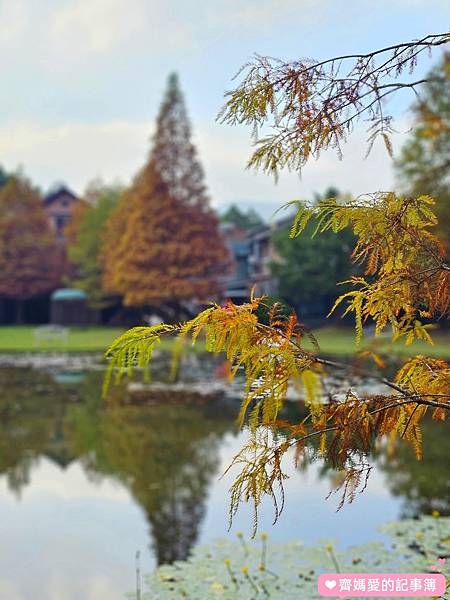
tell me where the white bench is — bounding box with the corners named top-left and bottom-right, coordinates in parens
top-left (34, 325), bottom-right (69, 345)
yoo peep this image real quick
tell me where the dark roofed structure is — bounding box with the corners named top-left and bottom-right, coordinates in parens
top-left (43, 184), bottom-right (79, 243)
top-left (44, 184), bottom-right (78, 206)
top-left (50, 287), bottom-right (95, 325)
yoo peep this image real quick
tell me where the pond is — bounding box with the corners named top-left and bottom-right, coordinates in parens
top-left (0, 356), bottom-right (448, 600)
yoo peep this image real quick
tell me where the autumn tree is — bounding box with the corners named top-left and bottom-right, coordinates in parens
top-left (150, 72), bottom-right (210, 209)
top-left (67, 181), bottom-right (122, 308)
top-left (102, 74), bottom-right (228, 320)
top-left (0, 174), bottom-right (62, 322)
top-left (105, 34), bottom-right (450, 534)
top-left (102, 164), bottom-right (227, 320)
top-left (395, 52), bottom-right (450, 248)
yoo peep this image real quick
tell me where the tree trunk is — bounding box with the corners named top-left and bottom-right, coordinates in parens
top-left (16, 299), bottom-right (25, 324)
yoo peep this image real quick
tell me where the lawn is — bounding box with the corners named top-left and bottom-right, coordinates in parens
top-left (304, 325), bottom-right (450, 358)
top-left (0, 324), bottom-right (448, 358)
top-left (0, 326), bottom-right (126, 353)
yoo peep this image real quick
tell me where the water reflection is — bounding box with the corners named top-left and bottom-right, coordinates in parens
top-left (0, 363), bottom-right (448, 579)
top-left (0, 366), bottom-right (236, 564)
top-left (66, 400), bottom-right (234, 563)
top-left (0, 367), bottom-right (76, 496)
top-left (378, 419), bottom-right (450, 517)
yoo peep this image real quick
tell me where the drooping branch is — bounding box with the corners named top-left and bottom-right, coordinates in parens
top-left (256, 321), bottom-right (450, 408)
top-left (104, 296), bottom-right (449, 534)
top-left (218, 32), bottom-right (449, 174)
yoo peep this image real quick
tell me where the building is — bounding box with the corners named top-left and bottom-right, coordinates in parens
top-left (50, 288), bottom-right (96, 325)
top-left (247, 223), bottom-right (279, 296)
top-left (43, 185), bottom-right (79, 243)
top-left (221, 214), bottom-right (293, 301)
top-left (219, 223), bottom-right (251, 303)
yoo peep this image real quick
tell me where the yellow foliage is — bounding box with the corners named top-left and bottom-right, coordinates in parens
top-left (287, 193), bottom-right (448, 345)
top-left (104, 286), bottom-right (449, 533)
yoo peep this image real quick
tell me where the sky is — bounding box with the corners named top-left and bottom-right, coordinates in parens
top-left (0, 0), bottom-right (448, 218)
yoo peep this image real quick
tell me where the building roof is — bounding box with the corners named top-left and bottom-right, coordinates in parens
top-left (51, 288), bottom-right (87, 301)
top-left (44, 185), bottom-right (78, 206)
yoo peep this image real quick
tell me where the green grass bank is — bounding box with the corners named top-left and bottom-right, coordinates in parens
top-left (0, 324), bottom-right (448, 357)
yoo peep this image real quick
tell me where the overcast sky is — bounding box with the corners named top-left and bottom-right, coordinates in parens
top-left (0, 0), bottom-right (448, 217)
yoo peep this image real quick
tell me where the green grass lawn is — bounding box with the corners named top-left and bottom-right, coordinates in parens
top-left (303, 325), bottom-right (450, 358)
top-left (0, 324), bottom-right (448, 357)
top-left (0, 326), bottom-right (126, 353)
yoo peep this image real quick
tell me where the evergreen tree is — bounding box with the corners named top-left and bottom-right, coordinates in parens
top-left (0, 174), bottom-right (61, 321)
top-left (102, 73), bottom-right (228, 319)
top-left (102, 164), bottom-right (227, 319)
top-left (150, 72), bottom-right (209, 209)
top-left (221, 204), bottom-right (263, 230)
top-left (271, 189), bottom-right (356, 316)
top-left (0, 166), bottom-right (9, 189)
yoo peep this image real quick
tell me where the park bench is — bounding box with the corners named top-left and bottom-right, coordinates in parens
top-left (33, 325), bottom-right (69, 346)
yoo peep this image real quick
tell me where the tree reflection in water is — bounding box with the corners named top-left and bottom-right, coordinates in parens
top-left (377, 418), bottom-right (450, 517)
top-left (66, 392), bottom-right (235, 564)
top-left (0, 367), bottom-right (76, 496)
top-left (0, 365), bottom-right (448, 565)
top-left (0, 367), bottom-right (235, 564)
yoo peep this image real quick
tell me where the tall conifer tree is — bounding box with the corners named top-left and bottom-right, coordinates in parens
top-left (150, 73), bottom-right (209, 209)
top-left (102, 75), bottom-right (228, 318)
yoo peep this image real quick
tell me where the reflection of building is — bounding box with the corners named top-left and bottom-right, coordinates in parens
top-left (221, 215), bottom-right (292, 301)
top-left (43, 185), bottom-right (79, 243)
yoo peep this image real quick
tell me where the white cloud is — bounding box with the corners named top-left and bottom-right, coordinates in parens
top-left (0, 119), bottom-right (150, 194)
top-left (0, 116), bottom-right (404, 212)
top-left (50, 0), bottom-right (146, 54)
top-left (0, 0), bottom-right (27, 45)
top-left (0, 580), bottom-right (22, 600)
top-left (47, 0), bottom-right (197, 67)
top-left (204, 0), bottom-right (323, 32)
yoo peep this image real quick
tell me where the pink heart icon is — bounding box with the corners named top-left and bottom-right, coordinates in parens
top-left (438, 558), bottom-right (446, 564)
top-left (325, 580), bottom-right (337, 590)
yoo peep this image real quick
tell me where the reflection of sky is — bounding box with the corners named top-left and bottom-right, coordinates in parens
top-left (201, 433), bottom-right (400, 547)
top-left (0, 459), bottom-right (148, 600)
top-left (0, 432), bottom-right (401, 599)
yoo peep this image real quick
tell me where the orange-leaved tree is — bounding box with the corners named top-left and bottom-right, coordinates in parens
top-left (0, 174), bottom-right (62, 322)
top-left (104, 34), bottom-right (450, 534)
top-left (102, 163), bottom-right (228, 320)
top-left (102, 73), bottom-right (229, 320)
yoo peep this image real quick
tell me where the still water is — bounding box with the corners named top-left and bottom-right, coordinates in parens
top-left (0, 358), bottom-right (448, 600)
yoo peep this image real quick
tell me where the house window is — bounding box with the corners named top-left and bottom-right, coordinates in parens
top-left (54, 215), bottom-right (69, 239)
